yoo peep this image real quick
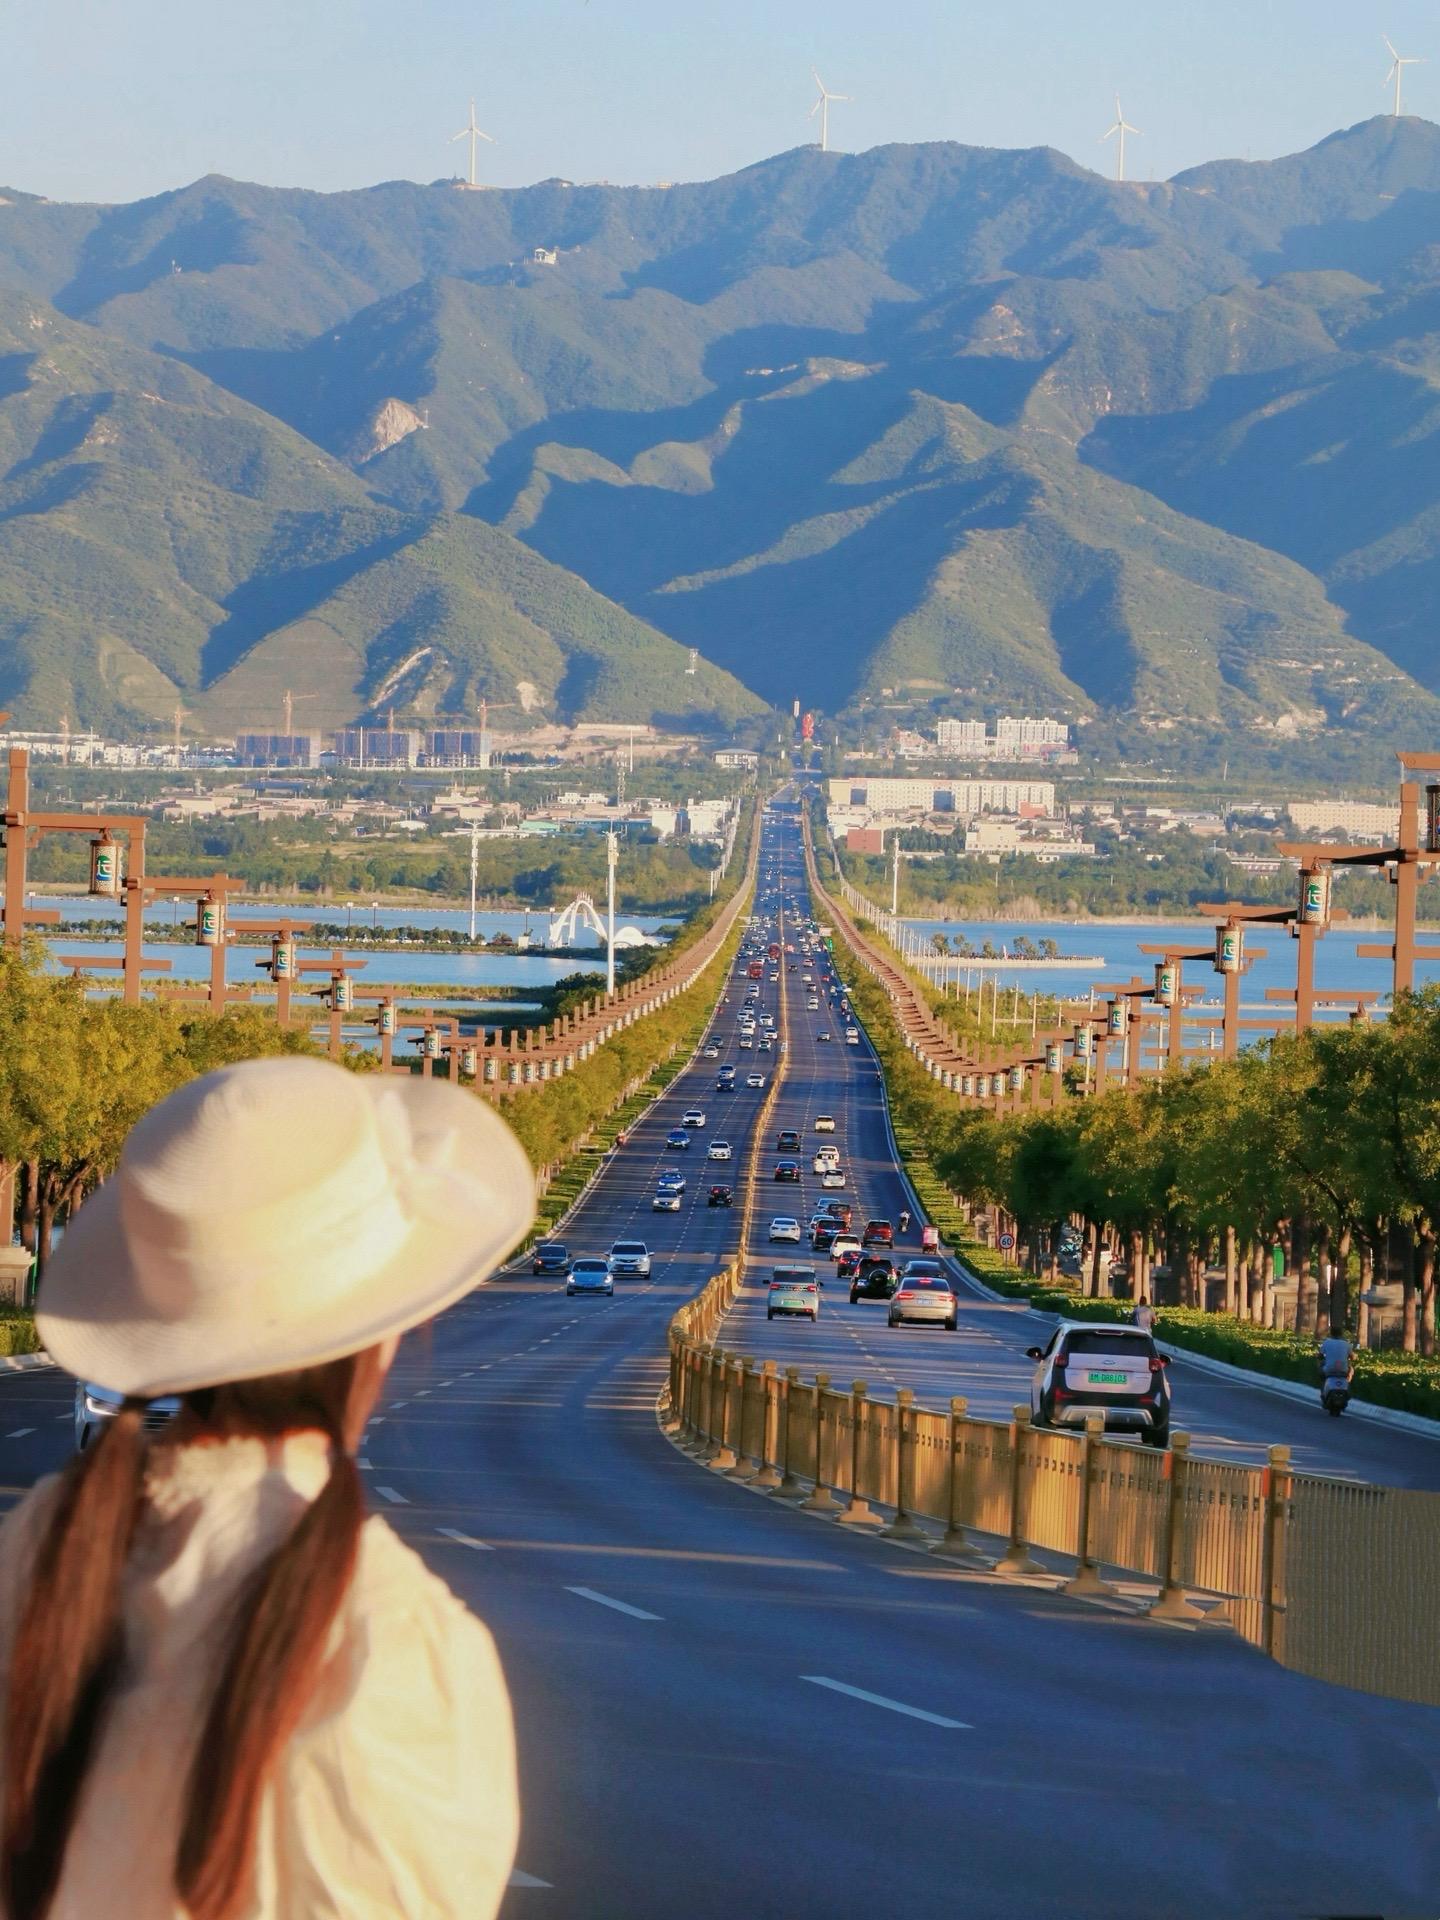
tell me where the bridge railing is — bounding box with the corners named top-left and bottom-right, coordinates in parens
top-left (660, 1295), bottom-right (1440, 1707)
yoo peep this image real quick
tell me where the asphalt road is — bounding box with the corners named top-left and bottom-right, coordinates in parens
top-left (2, 797), bottom-right (1438, 1917)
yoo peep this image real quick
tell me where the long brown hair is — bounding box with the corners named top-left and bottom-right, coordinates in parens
top-left (1, 1348), bottom-right (385, 1920)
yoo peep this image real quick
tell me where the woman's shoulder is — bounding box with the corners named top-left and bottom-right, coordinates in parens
top-left (349, 1513), bottom-right (488, 1632)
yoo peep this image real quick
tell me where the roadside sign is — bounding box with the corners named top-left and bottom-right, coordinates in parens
top-left (998, 1232), bottom-right (1015, 1250)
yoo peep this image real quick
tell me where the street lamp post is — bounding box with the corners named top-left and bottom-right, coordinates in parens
top-left (605, 830), bottom-right (618, 998)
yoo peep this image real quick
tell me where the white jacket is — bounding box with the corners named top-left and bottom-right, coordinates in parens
top-left (0, 1433), bottom-right (518, 1918)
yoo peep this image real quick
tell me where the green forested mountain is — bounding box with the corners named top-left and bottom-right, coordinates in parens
top-left (2, 116), bottom-right (1440, 744)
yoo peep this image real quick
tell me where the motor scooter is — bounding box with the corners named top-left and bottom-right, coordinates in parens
top-left (1320, 1376), bottom-right (1351, 1416)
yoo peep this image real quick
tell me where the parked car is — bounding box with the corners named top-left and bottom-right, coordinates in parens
top-left (567, 1258), bottom-right (614, 1298)
top-left (530, 1241), bottom-right (570, 1276)
top-left (767, 1269), bottom-right (820, 1321)
top-left (707, 1184), bottom-right (734, 1207)
top-left (1027, 1323), bottom-right (1171, 1446)
top-left (75, 1382), bottom-right (180, 1452)
top-left (769, 1216), bottom-right (802, 1243)
top-left (861, 1219), bottom-right (894, 1248)
top-left (888, 1275), bottom-right (958, 1330)
top-left (608, 1241), bottom-right (652, 1278)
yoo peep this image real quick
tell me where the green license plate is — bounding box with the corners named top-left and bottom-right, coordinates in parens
top-left (1088, 1370), bottom-right (1128, 1385)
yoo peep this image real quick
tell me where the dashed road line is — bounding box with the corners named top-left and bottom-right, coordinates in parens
top-left (438, 1527), bottom-right (494, 1551)
top-left (801, 1675), bottom-right (971, 1728)
top-left (6, 1428), bottom-right (34, 1440)
top-left (376, 1485), bottom-right (409, 1505)
top-left (565, 1585), bottom-right (663, 1621)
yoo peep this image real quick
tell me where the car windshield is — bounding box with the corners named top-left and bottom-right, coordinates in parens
top-left (1063, 1330), bottom-right (1154, 1357)
top-left (612, 1243), bottom-right (646, 1256)
top-left (538, 1244), bottom-right (565, 1257)
top-left (573, 1262), bottom-right (607, 1274)
top-left (904, 1262), bottom-right (942, 1277)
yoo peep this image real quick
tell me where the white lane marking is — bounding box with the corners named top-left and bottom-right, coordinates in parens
top-left (414, 1390), bottom-right (431, 1398)
top-left (801, 1675), bottom-right (970, 1728)
top-left (6, 1428), bottom-right (34, 1439)
top-left (438, 1527), bottom-right (494, 1551)
top-left (54, 1413), bottom-right (70, 1422)
top-left (390, 1399), bottom-right (408, 1408)
top-left (368, 1416), bottom-right (386, 1426)
top-left (509, 1868), bottom-right (553, 1888)
top-left (565, 1585), bottom-right (663, 1621)
top-left (358, 1459), bottom-right (374, 1471)
top-left (376, 1485), bottom-right (409, 1505)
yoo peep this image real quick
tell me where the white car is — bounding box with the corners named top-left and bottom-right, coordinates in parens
top-left (652, 1190), bottom-right (681, 1212)
top-left (829, 1234), bottom-right (862, 1263)
top-left (769, 1216), bottom-right (802, 1243)
top-left (817, 1031), bottom-right (831, 1043)
top-left (845, 1027), bottom-right (860, 1045)
top-left (739, 1035), bottom-right (754, 1049)
top-left (746, 1072), bottom-right (765, 1088)
top-left (820, 1170), bottom-right (846, 1190)
top-left (814, 1116), bottom-right (836, 1133)
top-left (702, 1044), bottom-right (719, 1059)
top-left (708, 1140), bottom-right (733, 1161)
top-left (682, 1109), bottom-right (705, 1128)
top-left (813, 1148), bottom-right (839, 1172)
top-left (608, 1241), bottom-right (651, 1278)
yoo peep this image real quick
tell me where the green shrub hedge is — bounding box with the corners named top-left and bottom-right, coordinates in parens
top-left (0, 1312), bottom-right (40, 1357)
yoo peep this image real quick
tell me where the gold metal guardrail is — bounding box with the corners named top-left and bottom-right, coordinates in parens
top-left (659, 1291), bottom-right (1440, 1708)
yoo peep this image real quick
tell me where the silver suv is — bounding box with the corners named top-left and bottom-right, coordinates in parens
top-left (1026, 1322), bottom-right (1171, 1447)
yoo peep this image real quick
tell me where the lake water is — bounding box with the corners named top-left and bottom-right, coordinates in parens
top-left (29, 895), bottom-right (672, 994)
top-left (904, 915), bottom-right (1440, 1025)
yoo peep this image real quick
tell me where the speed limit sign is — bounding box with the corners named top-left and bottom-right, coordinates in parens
top-left (998, 1232), bottom-right (1016, 1250)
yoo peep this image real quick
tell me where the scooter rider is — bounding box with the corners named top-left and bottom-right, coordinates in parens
top-left (897, 1208), bottom-right (911, 1235)
top-left (1317, 1329), bottom-right (1355, 1400)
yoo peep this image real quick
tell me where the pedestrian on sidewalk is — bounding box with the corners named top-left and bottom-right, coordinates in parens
top-left (1131, 1297), bottom-right (1156, 1332)
top-left (0, 1056), bottom-right (534, 1920)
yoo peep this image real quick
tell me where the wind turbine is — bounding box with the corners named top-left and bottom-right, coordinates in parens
top-left (1383, 36), bottom-right (1424, 118)
top-left (810, 70), bottom-right (850, 153)
top-left (1102, 95), bottom-right (1141, 183)
top-left (452, 99), bottom-right (496, 187)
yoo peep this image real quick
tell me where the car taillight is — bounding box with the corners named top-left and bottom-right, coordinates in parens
top-left (895, 1290), bottom-right (914, 1301)
top-left (1149, 1357), bottom-right (1164, 1374)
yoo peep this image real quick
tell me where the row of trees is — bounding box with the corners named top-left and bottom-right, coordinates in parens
top-left (0, 948), bottom-right (322, 1280)
top-left (926, 990), bottom-right (1440, 1353)
top-left (931, 933), bottom-right (1062, 960)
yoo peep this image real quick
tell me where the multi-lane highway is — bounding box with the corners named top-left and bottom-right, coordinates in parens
top-left (2, 796), bottom-right (1438, 1917)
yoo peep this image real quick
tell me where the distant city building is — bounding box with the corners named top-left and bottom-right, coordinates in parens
top-left (233, 732), bottom-right (322, 769)
top-left (1288, 800), bottom-right (1401, 843)
top-left (714, 749), bottom-right (758, 769)
top-left (933, 715), bottom-right (1071, 759)
top-left (422, 729), bottom-right (490, 769)
top-left (328, 729), bottom-right (421, 768)
top-left (683, 799), bottom-right (730, 840)
top-left (963, 816), bottom-right (1095, 862)
top-left (0, 729), bottom-right (103, 764)
top-left (935, 718), bottom-right (988, 752)
top-left (846, 827), bottom-right (886, 855)
top-left (830, 776), bottom-right (1056, 815)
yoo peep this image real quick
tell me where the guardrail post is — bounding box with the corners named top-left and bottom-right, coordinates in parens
top-left (708, 1353), bottom-right (743, 1472)
top-left (931, 1396), bottom-right (989, 1563)
top-left (752, 1361), bottom-right (783, 1488)
top-left (1260, 1443), bottom-right (1291, 1659)
top-left (1063, 1415), bottom-right (1115, 1598)
top-left (701, 1347), bottom-right (732, 1466)
top-left (880, 1388), bottom-right (926, 1540)
top-left (726, 1357), bottom-right (761, 1479)
top-left (1147, 1431), bottom-right (1208, 1621)
top-left (774, 1366), bottom-right (806, 1498)
top-left (681, 1345), bottom-right (716, 1457)
top-left (799, 1371), bottom-right (841, 1512)
top-left (837, 1380), bottom-right (884, 1527)
top-left (994, 1405), bottom-right (1047, 1578)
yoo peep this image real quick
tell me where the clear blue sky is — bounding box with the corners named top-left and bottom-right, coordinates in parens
top-left (9, 0), bottom-right (1437, 204)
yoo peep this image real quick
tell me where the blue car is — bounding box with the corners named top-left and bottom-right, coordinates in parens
top-left (657, 1169), bottom-right (685, 1192)
top-left (666, 1129), bottom-right (691, 1150)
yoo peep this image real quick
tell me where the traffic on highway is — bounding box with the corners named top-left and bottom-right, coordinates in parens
top-left (3, 794), bottom-right (1438, 1916)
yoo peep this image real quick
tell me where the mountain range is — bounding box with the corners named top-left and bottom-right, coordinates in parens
top-left (1, 116), bottom-right (1440, 750)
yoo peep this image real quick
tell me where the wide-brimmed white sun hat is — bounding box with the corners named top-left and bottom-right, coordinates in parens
top-left (37, 1056), bottom-right (537, 1398)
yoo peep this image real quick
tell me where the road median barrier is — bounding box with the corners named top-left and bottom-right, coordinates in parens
top-left (658, 1286), bottom-right (1440, 1710)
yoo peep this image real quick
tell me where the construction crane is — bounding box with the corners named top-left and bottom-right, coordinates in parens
top-left (282, 689), bottom-right (319, 735)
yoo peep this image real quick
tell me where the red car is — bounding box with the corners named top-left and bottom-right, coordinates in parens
top-left (861, 1219), bottom-right (894, 1248)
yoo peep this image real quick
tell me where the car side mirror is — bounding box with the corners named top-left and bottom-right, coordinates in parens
top-left (1025, 1346), bottom-right (1044, 1360)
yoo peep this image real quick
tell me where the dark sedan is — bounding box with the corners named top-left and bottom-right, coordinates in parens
top-left (531, 1241), bottom-right (570, 1275)
top-left (773, 1161), bottom-right (801, 1183)
top-left (707, 1184), bottom-right (735, 1207)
